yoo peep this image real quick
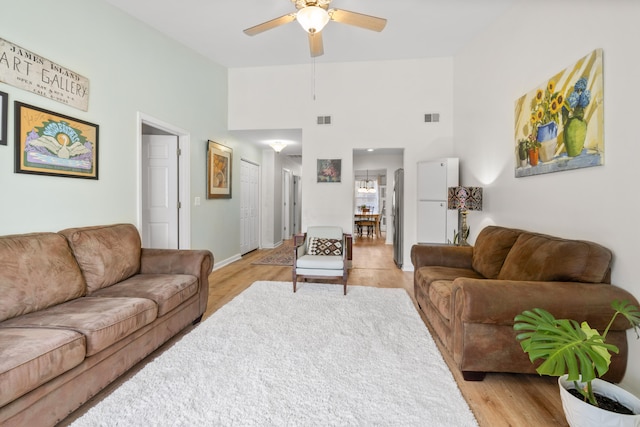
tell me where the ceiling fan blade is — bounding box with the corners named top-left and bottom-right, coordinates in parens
top-left (309, 31), bottom-right (324, 57)
top-left (329, 9), bottom-right (387, 32)
top-left (243, 13), bottom-right (296, 36)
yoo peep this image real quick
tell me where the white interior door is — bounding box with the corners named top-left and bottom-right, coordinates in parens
top-left (141, 135), bottom-right (179, 249)
top-left (293, 175), bottom-right (302, 235)
top-left (282, 169), bottom-right (292, 240)
top-left (241, 159), bottom-right (260, 254)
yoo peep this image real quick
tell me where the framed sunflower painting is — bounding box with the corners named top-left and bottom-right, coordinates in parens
top-left (514, 48), bottom-right (603, 177)
top-left (14, 102), bottom-right (99, 179)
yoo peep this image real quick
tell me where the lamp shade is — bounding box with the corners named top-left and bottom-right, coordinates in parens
top-left (447, 186), bottom-right (483, 211)
top-left (296, 6), bottom-right (330, 33)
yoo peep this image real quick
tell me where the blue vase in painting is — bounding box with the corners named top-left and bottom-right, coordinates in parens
top-left (537, 121), bottom-right (558, 142)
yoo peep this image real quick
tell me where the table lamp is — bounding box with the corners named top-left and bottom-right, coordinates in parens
top-left (447, 186), bottom-right (483, 246)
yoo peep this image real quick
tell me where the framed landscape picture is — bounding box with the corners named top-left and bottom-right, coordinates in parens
top-left (14, 102), bottom-right (99, 179)
top-left (207, 140), bottom-right (232, 199)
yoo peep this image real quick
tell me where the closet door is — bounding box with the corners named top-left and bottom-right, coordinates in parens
top-left (241, 159), bottom-right (260, 254)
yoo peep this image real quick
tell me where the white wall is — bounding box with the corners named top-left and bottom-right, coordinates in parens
top-left (229, 58), bottom-right (455, 268)
top-left (453, 0), bottom-right (640, 393)
top-left (0, 0), bottom-right (262, 266)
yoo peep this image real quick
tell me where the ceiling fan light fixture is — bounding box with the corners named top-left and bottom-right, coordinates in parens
top-left (296, 6), bottom-right (329, 34)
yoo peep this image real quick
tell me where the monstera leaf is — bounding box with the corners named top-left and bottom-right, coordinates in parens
top-left (514, 308), bottom-right (618, 383)
top-left (514, 300), bottom-right (640, 407)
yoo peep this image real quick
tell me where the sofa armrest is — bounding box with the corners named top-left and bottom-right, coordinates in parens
top-left (294, 233), bottom-right (307, 261)
top-left (410, 244), bottom-right (473, 270)
top-left (140, 248), bottom-right (213, 277)
top-left (140, 248), bottom-right (214, 317)
top-left (452, 278), bottom-right (639, 330)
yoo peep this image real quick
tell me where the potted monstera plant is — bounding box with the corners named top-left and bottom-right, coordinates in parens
top-left (514, 300), bottom-right (640, 427)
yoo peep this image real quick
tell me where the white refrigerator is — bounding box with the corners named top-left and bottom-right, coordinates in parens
top-left (417, 158), bottom-right (459, 244)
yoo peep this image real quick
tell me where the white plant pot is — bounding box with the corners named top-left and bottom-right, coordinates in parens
top-left (558, 375), bottom-right (640, 427)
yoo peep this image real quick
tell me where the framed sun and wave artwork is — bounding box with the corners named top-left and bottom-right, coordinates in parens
top-left (14, 102), bottom-right (98, 179)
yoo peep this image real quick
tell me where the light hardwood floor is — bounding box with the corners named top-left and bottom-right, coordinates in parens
top-left (207, 234), bottom-right (568, 427)
top-left (61, 234), bottom-right (568, 426)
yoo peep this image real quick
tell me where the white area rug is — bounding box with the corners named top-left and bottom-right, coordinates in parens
top-left (72, 281), bottom-right (478, 426)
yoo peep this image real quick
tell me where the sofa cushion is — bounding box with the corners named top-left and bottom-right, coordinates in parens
top-left (429, 280), bottom-right (454, 321)
top-left (498, 232), bottom-right (613, 283)
top-left (0, 327), bottom-right (85, 407)
top-left (296, 255), bottom-right (344, 270)
top-left (59, 224), bottom-right (142, 293)
top-left (471, 226), bottom-right (522, 279)
top-left (308, 237), bottom-right (343, 256)
top-left (91, 274), bottom-right (198, 317)
top-left (415, 266), bottom-right (483, 289)
top-left (0, 232), bottom-right (86, 322)
top-left (0, 297), bottom-right (157, 356)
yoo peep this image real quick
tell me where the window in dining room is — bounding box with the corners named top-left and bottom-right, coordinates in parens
top-left (355, 176), bottom-right (378, 213)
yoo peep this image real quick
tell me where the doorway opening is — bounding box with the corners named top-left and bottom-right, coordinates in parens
top-left (352, 148), bottom-right (404, 264)
top-left (137, 112), bottom-right (191, 249)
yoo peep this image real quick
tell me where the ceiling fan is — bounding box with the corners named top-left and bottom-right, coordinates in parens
top-left (243, 0), bottom-right (387, 57)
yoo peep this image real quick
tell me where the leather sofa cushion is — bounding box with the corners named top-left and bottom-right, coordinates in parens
top-left (0, 232), bottom-right (86, 322)
top-left (0, 297), bottom-right (157, 356)
top-left (91, 274), bottom-right (198, 317)
top-left (0, 327), bottom-right (85, 407)
top-left (60, 224), bottom-right (142, 293)
top-left (498, 232), bottom-right (613, 283)
top-left (429, 280), bottom-right (454, 321)
top-left (472, 226), bottom-right (521, 279)
top-left (415, 267), bottom-right (482, 322)
top-left (415, 266), bottom-right (483, 289)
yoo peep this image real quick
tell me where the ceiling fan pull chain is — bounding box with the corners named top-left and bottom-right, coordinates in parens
top-left (312, 57), bottom-right (316, 101)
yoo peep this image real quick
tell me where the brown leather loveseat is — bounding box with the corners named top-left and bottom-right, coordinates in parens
top-left (0, 224), bottom-right (213, 426)
top-left (411, 225), bottom-right (639, 381)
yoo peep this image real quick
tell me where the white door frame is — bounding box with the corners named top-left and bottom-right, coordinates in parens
top-left (136, 112), bottom-right (191, 249)
top-left (282, 168), bottom-right (292, 240)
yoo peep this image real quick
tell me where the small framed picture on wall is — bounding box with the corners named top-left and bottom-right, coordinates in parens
top-left (207, 140), bottom-right (232, 199)
top-left (317, 158), bottom-right (341, 183)
top-left (0, 91), bottom-right (7, 146)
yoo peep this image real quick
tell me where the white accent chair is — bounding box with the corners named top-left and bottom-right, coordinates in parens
top-left (292, 226), bottom-right (353, 295)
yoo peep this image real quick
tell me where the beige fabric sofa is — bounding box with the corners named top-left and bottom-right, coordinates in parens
top-left (0, 224), bottom-right (213, 427)
top-left (411, 225), bottom-right (639, 382)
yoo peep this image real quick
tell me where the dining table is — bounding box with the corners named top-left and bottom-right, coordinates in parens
top-left (354, 213), bottom-right (381, 238)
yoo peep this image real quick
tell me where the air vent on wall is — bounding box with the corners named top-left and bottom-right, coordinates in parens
top-left (424, 113), bottom-right (440, 123)
top-left (317, 115), bottom-right (332, 125)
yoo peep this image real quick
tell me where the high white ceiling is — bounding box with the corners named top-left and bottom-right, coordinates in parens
top-left (104, 0), bottom-right (517, 68)
top-left (105, 0), bottom-right (518, 155)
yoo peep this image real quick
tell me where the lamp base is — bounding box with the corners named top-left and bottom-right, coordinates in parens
top-left (459, 210), bottom-right (469, 246)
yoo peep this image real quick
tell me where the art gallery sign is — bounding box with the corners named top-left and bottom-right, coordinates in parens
top-left (0, 38), bottom-right (89, 111)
